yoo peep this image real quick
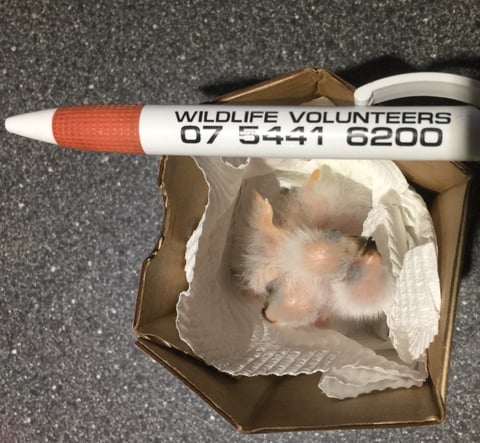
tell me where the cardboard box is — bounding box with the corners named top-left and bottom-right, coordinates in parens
top-left (132, 68), bottom-right (472, 433)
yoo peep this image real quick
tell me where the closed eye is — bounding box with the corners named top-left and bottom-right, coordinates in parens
top-left (345, 262), bottom-right (363, 282)
top-left (265, 282), bottom-right (275, 295)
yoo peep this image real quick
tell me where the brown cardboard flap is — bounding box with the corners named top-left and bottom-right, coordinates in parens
top-left (395, 161), bottom-right (471, 193)
top-left (428, 179), bottom-right (472, 403)
top-left (136, 313), bottom-right (195, 356)
top-left (136, 338), bottom-right (269, 431)
top-left (137, 338), bottom-right (442, 433)
top-left (133, 156), bottom-right (208, 329)
top-left (214, 67), bottom-right (355, 106)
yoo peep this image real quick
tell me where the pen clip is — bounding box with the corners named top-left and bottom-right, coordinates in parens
top-left (354, 72), bottom-right (480, 106)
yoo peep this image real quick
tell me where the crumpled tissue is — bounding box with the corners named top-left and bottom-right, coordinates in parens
top-left (175, 156), bottom-right (440, 399)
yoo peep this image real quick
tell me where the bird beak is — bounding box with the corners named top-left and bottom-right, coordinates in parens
top-left (363, 236), bottom-right (377, 254)
top-left (352, 236), bottom-right (378, 256)
top-left (261, 304), bottom-right (276, 323)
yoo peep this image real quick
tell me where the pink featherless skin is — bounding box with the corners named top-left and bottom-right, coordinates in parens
top-left (240, 167), bottom-right (393, 328)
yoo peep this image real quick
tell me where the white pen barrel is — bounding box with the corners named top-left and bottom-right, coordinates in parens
top-left (138, 105), bottom-right (480, 160)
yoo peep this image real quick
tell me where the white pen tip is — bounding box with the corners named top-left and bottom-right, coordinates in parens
top-left (5, 109), bottom-right (57, 144)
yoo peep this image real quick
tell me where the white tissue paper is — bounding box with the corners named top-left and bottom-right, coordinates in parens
top-left (176, 156), bottom-right (440, 399)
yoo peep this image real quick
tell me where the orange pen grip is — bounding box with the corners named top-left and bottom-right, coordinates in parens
top-left (52, 104), bottom-right (144, 153)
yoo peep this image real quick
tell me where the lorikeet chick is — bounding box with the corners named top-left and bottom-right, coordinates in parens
top-left (241, 168), bottom-right (392, 327)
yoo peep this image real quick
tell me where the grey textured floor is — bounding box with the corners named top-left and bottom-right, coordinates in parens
top-left (1, 1), bottom-right (479, 442)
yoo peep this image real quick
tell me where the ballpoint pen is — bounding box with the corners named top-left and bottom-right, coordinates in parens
top-left (5, 72), bottom-right (480, 160)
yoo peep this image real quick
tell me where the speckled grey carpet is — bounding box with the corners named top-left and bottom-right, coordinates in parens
top-left (1, 1), bottom-right (479, 441)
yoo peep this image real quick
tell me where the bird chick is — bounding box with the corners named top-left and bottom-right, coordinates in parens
top-left (240, 167), bottom-right (393, 328)
top-left (275, 166), bottom-right (371, 235)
